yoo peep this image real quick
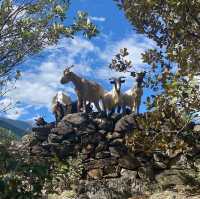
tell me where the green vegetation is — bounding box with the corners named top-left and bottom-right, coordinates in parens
top-left (0, 127), bottom-right (17, 146)
top-left (0, 128), bottom-right (83, 199)
top-left (113, 0), bottom-right (200, 131)
top-left (0, 0), bottom-right (98, 112)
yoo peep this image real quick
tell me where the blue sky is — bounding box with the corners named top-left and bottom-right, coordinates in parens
top-left (0, 0), bottom-right (156, 122)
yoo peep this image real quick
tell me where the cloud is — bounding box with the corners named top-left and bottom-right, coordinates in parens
top-left (0, 34), bottom-right (156, 120)
top-left (99, 34), bottom-right (155, 68)
top-left (95, 34), bottom-right (156, 90)
top-left (90, 16), bottom-right (106, 22)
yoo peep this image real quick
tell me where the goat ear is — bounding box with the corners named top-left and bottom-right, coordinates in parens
top-left (120, 80), bottom-right (125, 83)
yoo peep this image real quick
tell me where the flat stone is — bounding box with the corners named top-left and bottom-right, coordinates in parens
top-left (31, 145), bottom-right (49, 156)
top-left (110, 132), bottom-right (123, 140)
top-left (138, 166), bottom-right (154, 180)
top-left (194, 159), bottom-right (200, 171)
top-left (53, 126), bottom-right (74, 135)
top-left (63, 113), bottom-right (88, 126)
top-left (81, 133), bottom-right (103, 144)
top-left (114, 114), bottom-right (136, 133)
top-left (87, 168), bottom-right (103, 179)
top-left (95, 151), bottom-right (111, 159)
top-left (84, 157), bottom-right (118, 170)
top-left (48, 134), bottom-right (63, 143)
top-left (33, 127), bottom-right (51, 141)
top-left (155, 169), bottom-right (196, 188)
top-left (153, 161), bottom-right (168, 169)
top-left (109, 138), bottom-right (124, 146)
top-left (193, 125), bottom-right (200, 132)
top-left (95, 141), bottom-right (108, 152)
top-left (118, 153), bottom-right (140, 170)
top-left (109, 146), bottom-right (126, 158)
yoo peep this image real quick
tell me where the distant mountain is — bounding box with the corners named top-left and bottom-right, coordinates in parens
top-left (0, 117), bottom-right (33, 137)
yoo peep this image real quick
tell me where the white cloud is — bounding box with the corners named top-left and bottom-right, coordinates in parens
top-left (99, 34), bottom-right (155, 67)
top-left (95, 34), bottom-right (156, 90)
top-left (1, 34), bottom-right (156, 119)
top-left (90, 16), bottom-right (106, 22)
top-left (5, 107), bottom-right (26, 120)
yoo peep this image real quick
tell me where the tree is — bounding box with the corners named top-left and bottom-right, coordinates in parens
top-left (0, 0), bottom-right (99, 111)
top-left (115, 0), bottom-right (200, 75)
top-left (114, 0), bottom-right (200, 122)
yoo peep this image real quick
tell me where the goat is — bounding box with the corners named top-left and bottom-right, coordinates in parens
top-left (121, 72), bottom-right (145, 114)
top-left (60, 65), bottom-right (105, 113)
top-left (52, 91), bottom-right (72, 123)
top-left (103, 77), bottom-right (125, 115)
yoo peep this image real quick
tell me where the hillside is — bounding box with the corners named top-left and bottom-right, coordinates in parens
top-left (0, 117), bottom-right (32, 137)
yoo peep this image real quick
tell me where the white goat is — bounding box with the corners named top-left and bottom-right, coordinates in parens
top-left (60, 65), bottom-right (105, 112)
top-left (52, 91), bottom-right (72, 122)
top-left (121, 72), bottom-right (145, 114)
top-left (103, 77), bottom-right (125, 115)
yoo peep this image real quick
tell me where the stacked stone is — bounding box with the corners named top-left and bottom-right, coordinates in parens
top-left (19, 112), bottom-right (200, 199)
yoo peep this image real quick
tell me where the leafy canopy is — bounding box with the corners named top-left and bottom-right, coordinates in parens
top-left (0, 0), bottom-right (99, 111)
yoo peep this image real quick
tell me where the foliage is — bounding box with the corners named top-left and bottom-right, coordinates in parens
top-left (109, 48), bottom-right (132, 72)
top-left (0, 127), bottom-right (17, 146)
top-left (116, 0), bottom-right (200, 75)
top-left (0, 137), bottom-right (83, 199)
top-left (0, 0), bottom-right (99, 111)
top-left (48, 154), bottom-right (83, 194)
top-left (113, 0), bottom-right (200, 132)
top-left (125, 111), bottom-right (196, 156)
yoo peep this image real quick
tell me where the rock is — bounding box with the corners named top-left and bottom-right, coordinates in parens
top-left (87, 168), bottom-right (103, 179)
top-left (31, 145), bottom-right (49, 156)
top-left (153, 161), bottom-right (167, 169)
top-left (82, 144), bottom-right (95, 155)
top-left (110, 132), bottom-right (123, 140)
top-left (78, 194), bottom-right (90, 199)
top-left (109, 146), bottom-right (126, 158)
top-left (194, 158), bottom-right (200, 171)
top-left (21, 134), bottom-right (39, 147)
top-left (96, 118), bottom-right (114, 131)
top-left (48, 134), bottom-right (63, 143)
top-left (193, 125), bottom-right (200, 132)
top-left (77, 169), bottom-right (149, 199)
top-left (138, 166), bottom-right (154, 180)
top-left (118, 153), bottom-right (141, 170)
top-left (114, 114), bottom-right (136, 133)
top-left (84, 157), bottom-right (118, 170)
top-left (109, 138), bottom-right (124, 146)
top-left (153, 151), bottom-right (169, 169)
top-left (33, 127), bottom-right (51, 141)
top-left (81, 133), bottom-right (104, 145)
top-left (95, 141), bottom-right (108, 152)
top-left (98, 129), bottom-right (107, 135)
top-left (95, 151), bottom-right (111, 159)
top-left (150, 190), bottom-right (200, 199)
top-left (155, 169), bottom-right (196, 188)
top-left (170, 154), bottom-right (190, 169)
top-left (63, 113), bottom-right (89, 126)
top-left (52, 126), bottom-right (74, 135)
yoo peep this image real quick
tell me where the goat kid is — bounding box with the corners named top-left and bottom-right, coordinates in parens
top-left (121, 71), bottom-right (145, 114)
top-left (103, 77), bottom-right (125, 116)
top-left (52, 91), bottom-right (72, 123)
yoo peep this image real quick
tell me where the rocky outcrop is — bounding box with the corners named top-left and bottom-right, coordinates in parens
top-left (20, 112), bottom-right (200, 199)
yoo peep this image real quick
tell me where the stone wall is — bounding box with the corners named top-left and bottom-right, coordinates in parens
top-left (21, 112), bottom-right (200, 199)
